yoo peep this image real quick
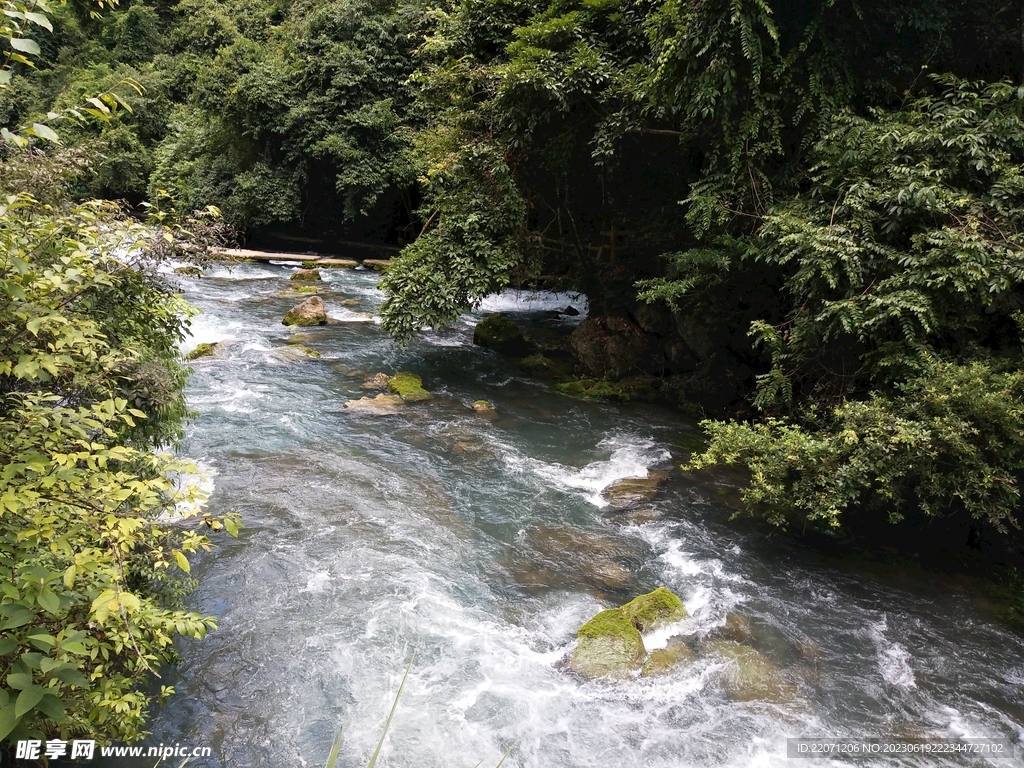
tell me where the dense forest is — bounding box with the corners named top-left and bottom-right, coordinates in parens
top-left (5, 0), bottom-right (1024, 750)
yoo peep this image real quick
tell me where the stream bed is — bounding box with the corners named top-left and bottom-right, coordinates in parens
top-left (107, 261), bottom-right (1024, 767)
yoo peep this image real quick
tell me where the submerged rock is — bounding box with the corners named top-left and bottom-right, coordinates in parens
top-left (291, 268), bottom-right (322, 281)
top-left (282, 296), bottom-right (328, 326)
top-left (340, 298), bottom-right (361, 306)
top-left (388, 371), bottom-right (433, 401)
top-left (185, 342), bottom-right (219, 361)
top-left (342, 393), bottom-right (405, 414)
top-left (472, 399), bottom-right (498, 420)
top-left (569, 587), bottom-right (688, 679)
top-left (709, 613), bottom-right (754, 644)
top-left (270, 344), bottom-right (321, 362)
top-left (706, 640), bottom-right (797, 703)
top-left (361, 372), bottom-right (391, 390)
top-left (603, 471), bottom-right (670, 509)
top-left (641, 638), bottom-right (697, 678)
top-left (473, 314), bottom-right (534, 357)
top-left (361, 259), bottom-right (391, 271)
top-left (519, 353), bottom-right (572, 381)
top-left (174, 266), bottom-right (203, 278)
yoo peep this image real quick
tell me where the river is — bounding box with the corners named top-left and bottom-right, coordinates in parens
top-left (105, 260), bottom-right (1024, 767)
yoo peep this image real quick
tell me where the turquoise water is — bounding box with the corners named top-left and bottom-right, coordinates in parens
top-left (106, 261), bottom-right (1024, 767)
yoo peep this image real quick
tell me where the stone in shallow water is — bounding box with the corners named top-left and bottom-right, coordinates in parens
top-left (708, 613), bottom-right (754, 644)
top-left (361, 372), bottom-right (391, 390)
top-left (641, 638), bottom-right (697, 677)
top-left (706, 639), bottom-right (797, 703)
top-left (388, 371), bottom-right (433, 401)
top-left (472, 399), bottom-right (498, 420)
top-left (603, 471), bottom-right (671, 509)
top-left (185, 342), bottom-right (220, 361)
top-left (290, 268), bottom-right (322, 281)
top-left (342, 393), bottom-right (405, 415)
top-left (569, 587), bottom-right (688, 679)
top-left (473, 313), bottom-right (534, 356)
top-left (282, 296), bottom-right (328, 326)
top-left (269, 345), bottom-right (321, 362)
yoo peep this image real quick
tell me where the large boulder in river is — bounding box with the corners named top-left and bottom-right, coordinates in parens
top-left (291, 268), bottom-right (322, 281)
top-left (569, 587), bottom-right (688, 679)
top-left (473, 314), bottom-right (535, 357)
top-left (282, 296), bottom-right (328, 326)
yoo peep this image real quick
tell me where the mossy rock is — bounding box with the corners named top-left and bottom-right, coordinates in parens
top-left (553, 376), bottom-right (658, 402)
top-left (519, 353), bottom-right (572, 381)
top-left (301, 260), bottom-right (321, 269)
top-left (641, 639), bottom-right (697, 678)
top-left (569, 587), bottom-right (688, 679)
top-left (471, 399), bottom-right (498, 420)
top-left (340, 298), bottom-right (361, 306)
top-left (570, 608), bottom-right (646, 679)
top-left (619, 586), bottom-right (688, 632)
top-left (388, 371), bottom-right (433, 402)
top-left (282, 296), bottom-right (328, 326)
top-left (289, 344), bottom-right (321, 359)
top-left (270, 344), bottom-right (321, 362)
top-left (185, 342), bottom-right (219, 361)
top-left (174, 266), bottom-right (203, 278)
top-left (706, 640), bottom-right (797, 703)
top-left (362, 259), bottom-right (391, 272)
top-left (473, 313), bottom-right (534, 356)
top-left (291, 268), bottom-right (322, 281)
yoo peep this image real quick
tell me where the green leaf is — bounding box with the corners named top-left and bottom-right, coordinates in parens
top-left (9, 38), bottom-right (40, 55)
top-left (0, 702), bottom-right (20, 741)
top-left (14, 685), bottom-right (45, 718)
top-left (0, 70), bottom-right (12, 86)
top-left (0, 637), bottom-right (17, 655)
top-left (173, 550), bottom-right (191, 573)
top-left (0, 605), bottom-right (34, 630)
top-left (34, 693), bottom-right (66, 721)
top-left (36, 589), bottom-right (59, 615)
top-left (24, 12), bottom-right (52, 31)
top-left (52, 666), bottom-right (89, 688)
top-left (30, 122), bottom-right (59, 143)
top-left (6, 672), bottom-right (32, 690)
top-left (26, 632), bottom-right (55, 650)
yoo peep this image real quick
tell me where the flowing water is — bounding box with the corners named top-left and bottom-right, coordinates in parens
top-left (110, 261), bottom-right (1024, 767)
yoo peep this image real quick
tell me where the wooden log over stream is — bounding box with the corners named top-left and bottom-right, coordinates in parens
top-left (211, 246), bottom-right (397, 269)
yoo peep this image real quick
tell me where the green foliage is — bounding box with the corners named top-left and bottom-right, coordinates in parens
top-left (0, 194), bottom-right (238, 746)
top-left (691, 359), bottom-right (1024, 532)
top-left (677, 78), bottom-right (1024, 533)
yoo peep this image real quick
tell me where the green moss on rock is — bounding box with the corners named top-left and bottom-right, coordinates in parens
top-left (291, 268), bottom-right (322, 281)
top-left (619, 586), bottom-right (688, 632)
top-left (174, 266), bottom-right (203, 277)
top-left (569, 587), bottom-right (688, 679)
top-left (554, 376), bottom-right (658, 402)
top-left (185, 342), bottom-right (218, 361)
top-left (388, 371), bottom-right (433, 401)
top-left (473, 313), bottom-right (534, 356)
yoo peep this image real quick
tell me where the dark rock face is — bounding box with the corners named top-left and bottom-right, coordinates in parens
top-left (570, 316), bottom-right (665, 379)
